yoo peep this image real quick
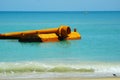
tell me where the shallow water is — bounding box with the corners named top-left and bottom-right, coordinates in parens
top-left (0, 11), bottom-right (120, 75)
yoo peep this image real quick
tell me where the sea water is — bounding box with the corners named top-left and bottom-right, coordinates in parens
top-left (0, 11), bottom-right (120, 78)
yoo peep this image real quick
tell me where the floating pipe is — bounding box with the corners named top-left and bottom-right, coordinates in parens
top-left (0, 25), bottom-right (71, 39)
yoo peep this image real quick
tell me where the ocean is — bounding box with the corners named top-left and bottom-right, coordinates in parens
top-left (0, 11), bottom-right (120, 79)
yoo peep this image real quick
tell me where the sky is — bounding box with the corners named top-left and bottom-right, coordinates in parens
top-left (0, 0), bottom-right (120, 11)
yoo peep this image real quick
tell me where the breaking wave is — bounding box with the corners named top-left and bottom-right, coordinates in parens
top-left (0, 62), bottom-right (120, 74)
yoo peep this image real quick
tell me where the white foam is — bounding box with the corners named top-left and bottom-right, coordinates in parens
top-left (0, 62), bottom-right (120, 74)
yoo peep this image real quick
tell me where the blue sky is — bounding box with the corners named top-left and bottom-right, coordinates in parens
top-left (0, 0), bottom-right (120, 11)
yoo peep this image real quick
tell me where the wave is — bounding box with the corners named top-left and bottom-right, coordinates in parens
top-left (0, 62), bottom-right (120, 74)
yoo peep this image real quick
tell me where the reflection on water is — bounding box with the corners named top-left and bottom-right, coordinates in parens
top-left (19, 40), bottom-right (71, 48)
top-left (20, 41), bottom-right (41, 46)
top-left (56, 40), bottom-right (71, 48)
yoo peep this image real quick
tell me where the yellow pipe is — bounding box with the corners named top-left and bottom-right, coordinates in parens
top-left (0, 25), bottom-right (71, 39)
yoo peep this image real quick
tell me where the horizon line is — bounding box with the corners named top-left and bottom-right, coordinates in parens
top-left (0, 10), bottom-right (120, 12)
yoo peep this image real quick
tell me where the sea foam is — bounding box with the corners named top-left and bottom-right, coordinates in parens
top-left (0, 62), bottom-right (120, 74)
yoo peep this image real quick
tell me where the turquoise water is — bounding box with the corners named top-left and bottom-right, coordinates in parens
top-left (0, 11), bottom-right (120, 74)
